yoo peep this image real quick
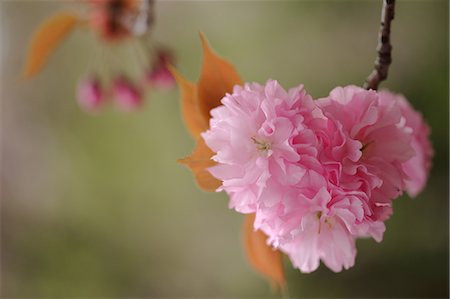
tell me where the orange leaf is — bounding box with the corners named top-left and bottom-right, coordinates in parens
top-left (23, 12), bottom-right (80, 78)
top-left (243, 213), bottom-right (286, 290)
top-left (178, 138), bottom-right (221, 192)
top-left (197, 32), bottom-right (243, 122)
top-left (167, 64), bottom-right (209, 139)
top-left (171, 33), bottom-right (241, 191)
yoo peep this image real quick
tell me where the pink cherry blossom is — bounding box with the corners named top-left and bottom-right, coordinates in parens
top-left (201, 81), bottom-right (432, 274)
top-left (257, 168), bottom-right (385, 273)
top-left (279, 187), bottom-right (357, 273)
top-left (316, 86), bottom-right (416, 221)
top-left (202, 80), bottom-right (316, 213)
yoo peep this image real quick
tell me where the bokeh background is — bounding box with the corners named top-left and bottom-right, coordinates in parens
top-left (1, 0), bottom-right (448, 297)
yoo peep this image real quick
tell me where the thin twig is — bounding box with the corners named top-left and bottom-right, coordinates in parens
top-left (363, 0), bottom-right (396, 90)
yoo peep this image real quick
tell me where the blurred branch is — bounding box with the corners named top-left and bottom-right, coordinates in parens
top-left (363, 0), bottom-right (396, 90)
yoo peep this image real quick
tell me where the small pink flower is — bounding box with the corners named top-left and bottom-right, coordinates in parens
top-left (145, 49), bottom-right (175, 89)
top-left (317, 86), bottom-right (416, 221)
top-left (378, 90), bottom-right (433, 197)
top-left (202, 80), bottom-right (316, 213)
top-left (258, 172), bottom-right (384, 273)
top-left (77, 76), bottom-right (104, 112)
top-left (279, 187), bottom-right (358, 273)
top-left (112, 77), bottom-right (143, 111)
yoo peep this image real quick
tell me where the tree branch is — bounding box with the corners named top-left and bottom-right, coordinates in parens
top-left (363, 0), bottom-right (396, 90)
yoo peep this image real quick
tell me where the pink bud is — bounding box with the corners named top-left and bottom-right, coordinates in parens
top-left (146, 48), bottom-right (176, 89)
top-left (77, 77), bottom-right (104, 112)
top-left (112, 77), bottom-right (143, 111)
top-left (146, 66), bottom-right (176, 89)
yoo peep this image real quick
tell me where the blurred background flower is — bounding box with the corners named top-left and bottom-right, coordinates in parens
top-left (1, 1), bottom-right (448, 297)
top-left (23, 0), bottom-right (175, 113)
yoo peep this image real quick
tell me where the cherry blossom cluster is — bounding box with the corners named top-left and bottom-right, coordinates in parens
top-left (202, 80), bottom-right (432, 273)
top-left (77, 0), bottom-right (175, 113)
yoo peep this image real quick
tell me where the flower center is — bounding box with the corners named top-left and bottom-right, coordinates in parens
top-left (316, 211), bottom-right (334, 234)
top-left (361, 140), bottom-right (374, 153)
top-left (316, 211), bottom-right (322, 219)
top-left (251, 137), bottom-right (272, 152)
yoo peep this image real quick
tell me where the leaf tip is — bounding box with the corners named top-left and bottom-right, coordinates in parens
top-left (198, 31), bottom-right (207, 45)
top-left (167, 64), bottom-right (194, 89)
top-left (199, 31), bottom-right (214, 58)
top-left (177, 156), bottom-right (188, 165)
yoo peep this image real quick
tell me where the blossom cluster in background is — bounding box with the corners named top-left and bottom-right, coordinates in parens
top-left (22, 0), bottom-right (176, 113)
top-left (77, 0), bottom-right (175, 112)
top-left (202, 81), bottom-right (433, 273)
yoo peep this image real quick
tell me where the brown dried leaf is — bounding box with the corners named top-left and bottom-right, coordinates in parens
top-left (197, 32), bottom-right (243, 121)
top-left (168, 65), bottom-right (209, 139)
top-left (23, 12), bottom-right (80, 78)
top-left (178, 138), bottom-right (221, 192)
top-left (243, 213), bottom-right (286, 290)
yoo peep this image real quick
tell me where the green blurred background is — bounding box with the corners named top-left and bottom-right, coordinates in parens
top-left (1, 0), bottom-right (448, 297)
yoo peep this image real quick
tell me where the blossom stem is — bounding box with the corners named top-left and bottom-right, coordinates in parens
top-left (363, 0), bottom-right (396, 90)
